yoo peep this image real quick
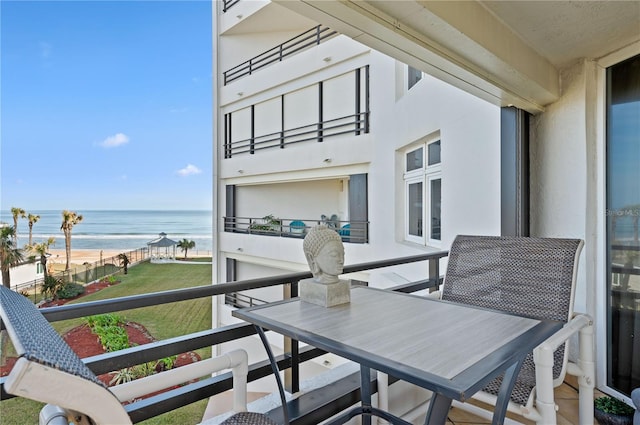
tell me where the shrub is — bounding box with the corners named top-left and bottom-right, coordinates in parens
top-left (41, 275), bottom-right (64, 299)
top-left (155, 355), bottom-right (178, 372)
top-left (85, 314), bottom-right (130, 352)
top-left (57, 283), bottom-right (85, 299)
top-left (133, 361), bottom-right (157, 379)
top-left (86, 314), bottom-right (124, 329)
top-left (110, 368), bottom-right (136, 386)
top-left (595, 396), bottom-right (635, 416)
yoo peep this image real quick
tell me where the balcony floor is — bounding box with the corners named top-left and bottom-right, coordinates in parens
top-left (447, 376), bottom-right (604, 425)
top-left (201, 376), bottom-right (604, 425)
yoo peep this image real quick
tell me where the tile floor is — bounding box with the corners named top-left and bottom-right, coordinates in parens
top-left (446, 376), bottom-right (604, 425)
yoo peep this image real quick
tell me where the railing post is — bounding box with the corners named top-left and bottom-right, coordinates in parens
top-left (283, 282), bottom-right (300, 393)
top-left (428, 256), bottom-right (439, 293)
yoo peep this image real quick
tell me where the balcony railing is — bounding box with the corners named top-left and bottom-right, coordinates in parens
top-left (225, 291), bottom-right (268, 308)
top-left (0, 251), bottom-right (446, 424)
top-left (224, 216), bottom-right (369, 244)
top-left (225, 112), bottom-right (369, 157)
top-left (222, 0), bottom-right (240, 13)
top-left (223, 25), bottom-right (338, 85)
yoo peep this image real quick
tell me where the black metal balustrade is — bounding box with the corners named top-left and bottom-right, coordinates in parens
top-left (222, 0), bottom-right (240, 13)
top-left (0, 251), bottom-right (446, 424)
top-left (224, 26), bottom-right (338, 85)
top-left (224, 216), bottom-right (369, 244)
top-left (225, 112), bottom-right (369, 157)
top-left (224, 65), bottom-right (369, 158)
top-left (225, 291), bottom-right (268, 308)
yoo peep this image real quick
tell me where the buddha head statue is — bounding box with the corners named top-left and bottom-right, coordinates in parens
top-left (303, 225), bottom-right (345, 284)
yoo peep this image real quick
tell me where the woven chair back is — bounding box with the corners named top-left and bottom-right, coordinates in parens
top-left (441, 235), bottom-right (584, 405)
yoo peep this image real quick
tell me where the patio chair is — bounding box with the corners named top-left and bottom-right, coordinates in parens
top-left (0, 286), bottom-right (280, 425)
top-left (379, 235), bottom-right (595, 425)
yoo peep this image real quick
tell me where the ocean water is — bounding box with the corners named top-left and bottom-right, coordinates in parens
top-left (0, 210), bottom-right (213, 252)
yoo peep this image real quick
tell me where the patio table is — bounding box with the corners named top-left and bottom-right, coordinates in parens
top-left (233, 286), bottom-right (562, 425)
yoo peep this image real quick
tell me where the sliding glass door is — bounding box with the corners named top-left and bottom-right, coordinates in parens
top-left (606, 53), bottom-right (640, 395)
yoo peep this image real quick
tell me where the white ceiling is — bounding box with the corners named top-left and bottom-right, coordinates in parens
top-left (275, 0), bottom-right (640, 112)
top-left (480, 0), bottom-right (640, 68)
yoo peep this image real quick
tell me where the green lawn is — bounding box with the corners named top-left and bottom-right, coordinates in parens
top-left (1, 260), bottom-right (214, 425)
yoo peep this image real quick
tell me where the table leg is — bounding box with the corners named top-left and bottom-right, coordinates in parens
top-left (423, 393), bottom-right (452, 425)
top-left (255, 325), bottom-right (290, 425)
top-left (492, 358), bottom-right (525, 425)
top-left (361, 366), bottom-right (372, 425)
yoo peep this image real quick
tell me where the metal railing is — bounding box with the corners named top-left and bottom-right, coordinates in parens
top-left (224, 216), bottom-right (369, 244)
top-left (1, 251), bottom-right (447, 423)
top-left (12, 247), bottom-right (150, 302)
top-left (224, 25), bottom-right (338, 85)
top-left (225, 291), bottom-right (268, 308)
top-left (225, 112), bottom-right (369, 158)
top-left (222, 0), bottom-right (240, 13)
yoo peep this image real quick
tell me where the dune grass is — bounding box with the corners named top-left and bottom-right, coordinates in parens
top-left (1, 260), bottom-right (214, 425)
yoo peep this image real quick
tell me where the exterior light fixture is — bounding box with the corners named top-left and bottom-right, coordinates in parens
top-left (323, 158), bottom-right (332, 163)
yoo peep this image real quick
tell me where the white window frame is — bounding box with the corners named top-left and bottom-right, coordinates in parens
top-left (403, 138), bottom-right (442, 246)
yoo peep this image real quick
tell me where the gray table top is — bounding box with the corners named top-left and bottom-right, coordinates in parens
top-left (233, 286), bottom-right (562, 401)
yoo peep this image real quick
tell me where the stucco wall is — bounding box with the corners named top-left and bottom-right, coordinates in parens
top-left (530, 59), bottom-right (599, 317)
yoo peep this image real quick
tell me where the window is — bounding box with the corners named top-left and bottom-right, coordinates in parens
top-left (408, 66), bottom-right (423, 90)
top-left (605, 53), bottom-right (639, 395)
top-left (404, 139), bottom-right (441, 245)
top-left (37, 263), bottom-right (43, 274)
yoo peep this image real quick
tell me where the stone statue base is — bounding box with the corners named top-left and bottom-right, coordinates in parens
top-left (300, 278), bottom-right (350, 307)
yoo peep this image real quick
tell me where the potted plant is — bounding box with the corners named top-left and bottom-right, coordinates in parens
top-left (248, 214), bottom-right (282, 235)
top-left (594, 395), bottom-right (635, 425)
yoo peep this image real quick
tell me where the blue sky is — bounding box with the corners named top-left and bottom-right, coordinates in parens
top-left (1, 0), bottom-right (212, 210)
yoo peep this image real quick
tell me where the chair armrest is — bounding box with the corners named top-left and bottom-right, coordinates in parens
top-left (111, 350), bottom-right (249, 413)
top-left (536, 313), bottom-right (592, 352)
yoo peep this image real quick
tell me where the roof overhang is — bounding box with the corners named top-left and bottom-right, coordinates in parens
top-left (273, 0), bottom-right (640, 114)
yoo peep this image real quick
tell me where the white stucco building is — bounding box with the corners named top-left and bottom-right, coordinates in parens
top-left (212, 0), bottom-right (639, 418)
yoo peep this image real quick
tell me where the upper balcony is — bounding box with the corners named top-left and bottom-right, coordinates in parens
top-left (220, 63), bottom-right (371, 179)
top-left (224, 215), bottom-right (369, 244)
top-left (223, 25), bottom-right (338, 86)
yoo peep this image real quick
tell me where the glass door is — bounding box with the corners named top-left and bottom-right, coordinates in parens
top-left (606, 53), bottom-right (640, 396)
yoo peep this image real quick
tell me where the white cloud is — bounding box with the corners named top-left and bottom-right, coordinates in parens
top-left (177, 164), bottom-right (202, 177)
top-left (99, 133), bottom-right (130, 148)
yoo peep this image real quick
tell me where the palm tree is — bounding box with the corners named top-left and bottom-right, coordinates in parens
top-left (26, 237), bottom-right (55, 280)
top-left (177, 239), bottom-right (196, 259)
top-left (1, 226), bottom-right (24, 289)
top-left (60, 210), bottom-right (83, 271)
top-left (118, 253), bottom-right (130, 274)
top-left (10, 207), bottom-right (26, 245)
top-left (27, 213), bottom-right (40, 247)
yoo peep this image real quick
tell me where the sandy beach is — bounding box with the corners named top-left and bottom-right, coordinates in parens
top-left (46, 248), bottom-right (211, 270)
top-left (48, 249), bottom-right (128, 266)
